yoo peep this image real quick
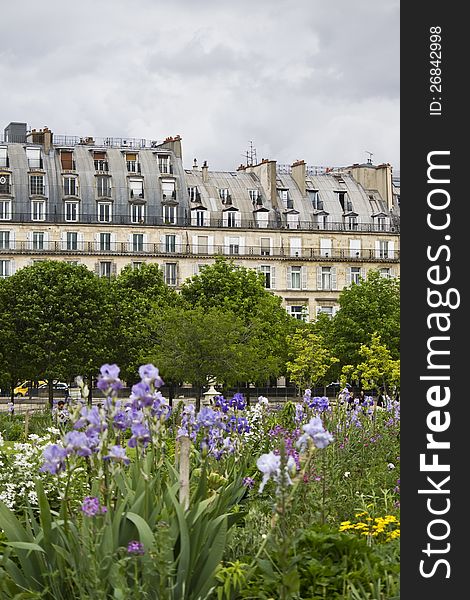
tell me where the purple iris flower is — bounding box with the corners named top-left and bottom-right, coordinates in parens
top-left (128, 422), bottom-right (151, 448)
top-left (64, 430), bottom-right (94, 457)
top-left (81, 496), bottom-right (107, 517)
top-left (138, 364), bottom-right (164, 388)
top-left (40, 444), bottom-right (68, 474)
top-left (104, 445), bottom-right (130, 465)
top-left (97, 363), bottom-right (123, 393)
top-left (130, 381), bottom-right (154, 408)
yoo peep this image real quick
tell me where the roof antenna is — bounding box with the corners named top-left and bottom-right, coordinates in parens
top-left (242, 141), bottom-right (257, 166)
top-left (365, 151), bottom-right (373, 165)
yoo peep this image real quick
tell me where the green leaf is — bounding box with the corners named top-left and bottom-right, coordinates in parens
top-left (4, 542), bottom-right (46, 554)
top-left (124, 512), bottom-right (155, 551)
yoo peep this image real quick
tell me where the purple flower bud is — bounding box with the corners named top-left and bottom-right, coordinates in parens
top-left (127, 540), bottom-right (145, 555)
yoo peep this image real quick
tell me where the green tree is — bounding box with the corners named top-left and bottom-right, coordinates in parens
top-left (0, 261), bottom-right (111, 407)
top-left (144, 305), bottom-right (256, 408)
top-left (341, 332), bottom-right (400, 395)
top-left (285, 326), bottom-right (339, 393)
top-left (111, 263), bottom-right (179, 383)
top-left (179, 257), bottom-right (293, 384)
top-left (316, 270), bottom-right (400, 377)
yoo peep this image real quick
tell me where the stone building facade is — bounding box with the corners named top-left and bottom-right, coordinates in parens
top-left (0, 122), bottom-right (400, 320)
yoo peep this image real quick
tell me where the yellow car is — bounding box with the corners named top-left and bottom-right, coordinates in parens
top-left (14, 380), bottom-right (46, 397)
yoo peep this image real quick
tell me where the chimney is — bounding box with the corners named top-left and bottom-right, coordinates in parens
top-left (192, 158), bottom-right (199, 171)
top-left (159, 135), bottom-right (183, 158)
top-left (43, 126), bottom-right (53, 154)
top-left (202, 160), bottom-right (209, 182)
top-left (291, 160), bottom-right (306, 196)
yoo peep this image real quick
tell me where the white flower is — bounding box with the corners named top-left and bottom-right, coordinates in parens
top-left (257, 396), bottom-right (269, 405)
top-left (344, 471), bottom-right (351, 478)
top-left (387, 463), bottom-right (395, 470)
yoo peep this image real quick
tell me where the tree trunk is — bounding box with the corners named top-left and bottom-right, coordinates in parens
top-left (88, 372), bottom-right (93, 406)
top-left (48, 379), bottom-right (54, 410)
top-left (196, 384), bottom-right (201, 412)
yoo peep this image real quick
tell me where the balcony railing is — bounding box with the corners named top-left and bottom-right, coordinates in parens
top-left (0, 212), bottom-right (400, 233)
top-left (0, 240), bottom-right (400, 262)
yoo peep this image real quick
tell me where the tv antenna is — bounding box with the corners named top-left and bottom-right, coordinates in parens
top-left (243, 141), bottom-right (257, 167)
top-left (365, 151), bottom-right (374, 165)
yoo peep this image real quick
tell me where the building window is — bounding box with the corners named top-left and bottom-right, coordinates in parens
top-left (374, 216), bottom-right (386, 231)
top-left (348, 267), bottom-right (362, 285)
top-left (163, 204), bottom-right (176, 224)
top-left (197, 235), bottom-right (208, 254)
top-left (249, 189), bottom-right (261, 204)
top-left (379, 268), bottom-right (392, 279)
top-left (320, 238), bottom-right (332, 257)
top-left (227, 237), bottom-right (239, 255)
top-left (26, 147), bottom-right (42, 169)
top-left (99, 232), bottom-right (112, 251)
top-left (158, 155), bottom-right (171, 174)
top-left (32, 231), bottom-right (45, 250)
top-left (132, 261), bottom-right (143, 270)
top-left (126, 153), bottom-right (140, 173)
top-left (65, 201), bottom-right (79, 222)
top-left (260, 237), bottom-right (271, 256)
top-left (129, 178), bottom-right (144, 199)
top-left (278, 189), bottom-right (293, 209)
top-left (0, 200), bottom-right (11, 220)
top-left (0, 147), bottom-right (9, 168)
top-left (219, 188), bottom-right (232, 205)
top-left (260, 265), bottom-right (276, 290)
top-left (99, 261), bottom-right (112, 278)
top-left (0, 259), bottom-right (11, 278)
top-left (308, 190), bottom-right (323, 210)
top-left (63, 176), bottom-right (78, 197)
top-left (377, 240), bottom-right (389, 258)
top-left (226, 211), bottom-right (237, 228)
top-left (165, 234), bottom-right (176, 253)
top-left (337, 191), bottom-right (353, 212)
top-left (30, 175), bottom-right (45, 196)
top-left (98, 202), bottom-right (112, 223)
top-left (346, 216), bottom-right (358, 230)
top-left (60, 150), bottom-right (75, 171)
top-left (32, 200), bottom-right (46, 221)
top-left (0, 231), bottom-right (10, 250)
top-left (66, 232), bottom-right (78, 251)
top-left (349, 239), bottom-right (361, 258)
top-left (317, 266), bottom-right (337, 291)
top-left (164, 263), bottom-right (177, 286)
top-left (130, 203), bottom-right (145, 224)
top-left (288, 305), bottom-right (307, 321)
top-left (96, 176), bottom-right (111, 198)
top-left (289, 266), bottom-right (302, 290)
top-left (188, 186), bottom-right (200, 202)
top-left (316, 213), bottom-right (327, 230)
top-left (132, 233), bottom-right (144, 252)
top-left (161, 179), bottom-right (176, 200)
top-left (317, 306), bottom-right (334, 318)
top-left (290, 237), bottom-right (301, 257)
top-left (195, 210), bottom-right (205, 227)
top-left (0, 174), bottom-right (11, 195)
top-left (93, 152), bottom-right (108, 172)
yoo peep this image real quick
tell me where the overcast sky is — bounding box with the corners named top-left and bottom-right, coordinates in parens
top-left (1, 0), bottom-right (399, 172)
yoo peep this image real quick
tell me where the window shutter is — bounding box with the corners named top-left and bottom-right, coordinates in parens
top-left (159, 235), bottom-right (165, 253)
top-left (271, 266), bottom-right (276, 290)
top-left (27, 231), bottom-right (32, 250)
top-left (9, 230), bottom-right (15, 250)
top-left (332, 267), bottom-right (337, 290)
top-left (111, 262), bottom-right (117, 276)
top-left (333, 305), bottom-right (340, 316)
top-left (316, 266), bottom-right (322, 290)
top-left (301, 266), bottom-right (307, 290)
top-left (10, 259), bottom-right (15, 275)
top-left (94, 262), bottom-right (100, 276)
top-left (111, 233), bottom-right (117, 252)
top-left (224, 236), bottom-right (230, 255)
top-left (94, 233), bottom-right (100, 252)
top-left (388, 240), bottom-right (395, 258)
top-left (346, 267), bottom-right (352, 286)
top-left (208, 235), bottom-right (214, 254)
top-left (143, 234), bottom-right (148, 250)
top-left (390, 267), bottom-right (395, 278)
top-left (175, 235), bottom-right (182, 253)
top-left (239, 236), bottom-right (245, 255)
top-left (78, 232), bottom-right (84, 251)
top-left (360, 267), bottom-right (366, 280)
top-left (287, 266), bottom-right (292, 290)
top-left (375, 240), bottom-right (380, 259)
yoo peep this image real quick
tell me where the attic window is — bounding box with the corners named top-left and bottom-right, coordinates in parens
top-left (60, 150), bottom-right (75, 171)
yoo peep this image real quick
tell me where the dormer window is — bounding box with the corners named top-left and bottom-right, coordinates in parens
top-left (26, 147), bottom-right (42, 170)
top-left (346, 215), bottom-right (358, 231)
top-left (161, 179), bottom-right (176, 200)
top-left (63, 175), bottom-right (79, 197)
top-left (30, 174), bottom-right (45, 196)
top-left (0, 174), bottom-right (11, 195)
top-left (0, 147), bottom-right (9, 169)
top-left (163, 204), bottom-right (176, 224)
top-left (126, 153), bottom-right (141, 173)
top-left (129, 178), bottom-right (144, 199)
top-left (60, 150), bottom-right (75, 171)
top-left (158, 155), bottom-right (172, 174)
top-left (219, 188), bottom-right (232, 205)
top-left (223, 208), bottom-right (240, 228)
top-left (278, 188), bottom-right (293, 209)
top-left (249, 189), bottom-right (262, 205)
top-left (188, 186), bottom-right (200, 202)
top-left (308, 189), bottom-right (323, 210)
top-left (93, 151), bottom-right (108, 172)
top-left (336, 191), bottom-right (353, 212)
